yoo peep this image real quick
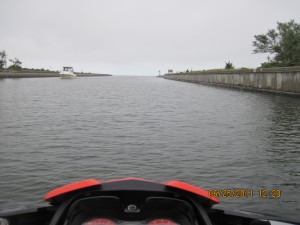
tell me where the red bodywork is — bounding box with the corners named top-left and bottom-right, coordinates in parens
top-left (44, 177), bottom-right (219, 205)
top-left (44, 179), bottom-right (101, 201)
top-left (165, 180), bottom-right (219, 204)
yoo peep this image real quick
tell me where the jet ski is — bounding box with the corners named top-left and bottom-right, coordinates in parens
top-left (0, 177), bottom-right (298, 225)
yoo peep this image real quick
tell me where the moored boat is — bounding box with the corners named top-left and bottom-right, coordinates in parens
top-left (0, 178), bottom-right (298, 225)
top-left (60, 67), bottom-right (76, 79)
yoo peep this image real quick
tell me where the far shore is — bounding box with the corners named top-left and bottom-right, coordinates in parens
top-left (0, 71), bottom-right (112, 78)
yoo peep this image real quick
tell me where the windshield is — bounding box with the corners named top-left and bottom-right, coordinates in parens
top-left (82, 218), bottom-right (179, 225)
top-left (65, 196), bottom-right (196, 225)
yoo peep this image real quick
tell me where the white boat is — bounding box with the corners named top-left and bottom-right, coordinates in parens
top-left (59, 66), bottom-right (77, 78)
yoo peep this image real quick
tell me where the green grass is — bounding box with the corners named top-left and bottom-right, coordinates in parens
top-left (174, 68), bottom-right (254, 74)
top-left (1, 67), bottom-right (58, 73)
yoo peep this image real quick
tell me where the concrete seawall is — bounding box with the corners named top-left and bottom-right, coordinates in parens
top-left (164, 67), bottom-right (300, 97)
top-left (0, 72), bottom-right (112, 78)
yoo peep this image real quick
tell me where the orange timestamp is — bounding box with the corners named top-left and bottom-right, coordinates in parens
top-left (208, 189), bottom-right (254, 198)
top-left (258, 189), bottom-right (281, 199)
top-left (208, 189), bottom-right (282, 199)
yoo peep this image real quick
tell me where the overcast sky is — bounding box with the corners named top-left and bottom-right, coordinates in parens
top-left (1, 0), bottom-right (299, 75)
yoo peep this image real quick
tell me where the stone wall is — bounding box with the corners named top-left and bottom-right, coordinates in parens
top-left (164, 67), bottom-right (300, 96)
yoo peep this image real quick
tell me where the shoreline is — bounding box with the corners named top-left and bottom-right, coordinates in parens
top-left (0, 72), bottom-right (112, 78)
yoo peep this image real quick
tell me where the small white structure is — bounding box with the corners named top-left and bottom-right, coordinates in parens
top-left (168, 69), bottom-right (173, 74)
top-left (60, 67), bottom-right (76, 79)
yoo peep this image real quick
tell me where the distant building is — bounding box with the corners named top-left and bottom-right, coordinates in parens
top-left (168, 69), bottom-right (173, 74)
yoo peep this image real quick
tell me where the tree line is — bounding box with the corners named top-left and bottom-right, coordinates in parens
top-left (0, 50), bottom-right (22, 71)
top-left (2, 20), bottom-right (300, 73)
top-left (180, 20), bottom-right (300, 73)
top-left (0, 51), bottom-right (54, 72)
top-left (253, 20), bottom-right (300, 67)
top-left (224, 20), bottom-right (300, 69)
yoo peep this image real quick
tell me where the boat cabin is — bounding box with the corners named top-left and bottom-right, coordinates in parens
top-left (62, 67), bottom-right (74, 72)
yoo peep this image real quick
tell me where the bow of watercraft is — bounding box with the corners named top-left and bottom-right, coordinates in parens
top-left (0, 178), bottom-right (298, 225)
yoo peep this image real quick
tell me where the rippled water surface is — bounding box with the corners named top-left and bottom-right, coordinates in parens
top-left (0, 76), bottom-right (299, 220)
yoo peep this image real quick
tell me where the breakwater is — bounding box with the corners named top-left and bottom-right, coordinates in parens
top-left (0, 71), bottom-right (112, 78)
top-left (164, 67), bottom-right (300, 97)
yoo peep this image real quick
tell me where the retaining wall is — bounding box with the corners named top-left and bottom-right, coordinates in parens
top-left (164, 67), bottom-right (300, 96)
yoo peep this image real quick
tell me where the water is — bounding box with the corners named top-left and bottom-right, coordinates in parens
top-left (0, 76), bottom-right (299, 221)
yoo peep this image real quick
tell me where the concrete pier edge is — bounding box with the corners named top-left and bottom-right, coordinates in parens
top-left (165, 78), bottom-right (300, 98)
top-left (163, 67), bottom-right (300, 98)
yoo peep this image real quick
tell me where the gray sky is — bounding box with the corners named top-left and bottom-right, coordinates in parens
top-left (1, 0), bottom-right (299, 75)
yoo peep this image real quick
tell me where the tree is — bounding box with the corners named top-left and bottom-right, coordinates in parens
top-left (225, 61), bottom-right (234, 69)
top-left (0, 50), bottom-right (7, 69)
top-left (8, 58), bottom-right (22, 71)
top-left (252, 20), bottom-right (300, 67)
